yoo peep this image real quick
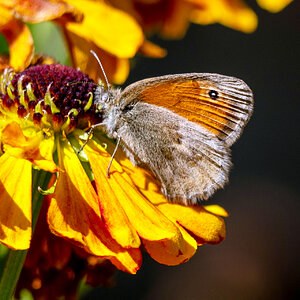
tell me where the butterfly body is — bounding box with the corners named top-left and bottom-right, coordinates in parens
top-left (94, 73), bottom-right (253, 205)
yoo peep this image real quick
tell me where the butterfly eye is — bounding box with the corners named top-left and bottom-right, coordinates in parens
top-left (208, 90), bottom-right (219, 100)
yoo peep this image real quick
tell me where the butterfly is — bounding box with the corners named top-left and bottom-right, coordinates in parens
top-left (92, 73), bottom-right (253, 205)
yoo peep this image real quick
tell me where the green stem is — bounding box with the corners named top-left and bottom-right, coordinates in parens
top-left (0, 169), bottom-right (52, 300)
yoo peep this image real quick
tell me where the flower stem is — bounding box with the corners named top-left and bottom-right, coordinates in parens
top-left (0, 169), bottom-right (52, 300)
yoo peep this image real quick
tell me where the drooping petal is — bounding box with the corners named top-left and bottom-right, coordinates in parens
top-left (143, 224), bottom-right (197, 265)
top-left (64, 0), bottom-right (144, 58)
top-left (83, 144), bottom-right (140, 249)
top-left (48, 138), bottom-right (141, 273)
top-left (1, 121), bottom-right (58, 172)
top-left (64, 31), bottom-right (129, 84)
top-left (0, 17), bottom-right (33, 70)
top-left (257, 0), bottom-right (293, 13)
top-left (84, 137), bottom-right (182, 243)
top-left (101, 134), bottom-right (226, 245)
top-left (0, 153), bottom-right (32, 249)
top-left (158, 203), bottom-right (226, 245)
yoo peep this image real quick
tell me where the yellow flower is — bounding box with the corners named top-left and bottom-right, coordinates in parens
top-left (257, 0), bottom-right (293, 13)
top-left (0, 0), bottom-right (161, 85)
top-left (0, 0), bottom-right (80, 71)
top-left (0, 0), bottom-right (293, 85)
top-left (0, 63), bottom-right (227, 273)
top-left (109, 0), bottom-right (258, 36)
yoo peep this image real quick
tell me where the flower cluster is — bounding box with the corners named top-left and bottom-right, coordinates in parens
top-left (0, 0), bottom-right (293, 84)
top-left (0, 64), bottom-right (227, 274)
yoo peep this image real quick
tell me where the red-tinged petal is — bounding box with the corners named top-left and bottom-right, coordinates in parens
top-left (158, 203), bottom-right (226, 245)
top-left (84, 145), bottom-right (141, 249)
top-left (110, 249), bottom-right (142, 274)
top-left (48, 139), bottom-right (141, 273)
top-left (143, 224), bottom-right (197, 265)
top-left (64, 0), bottom-right (144, 58)
top-left (1, 122), bottom-right (58, 172)
top-left (5, 0), bottom-right (83, 23)
top-left (84, 138), bottom-right (181, 243)
top-left (63, 30), bottom-right (130, 84)
top-left (0, 54), bottom-right (9, 72)
top-left (0, 153), bottom-right (32, 249)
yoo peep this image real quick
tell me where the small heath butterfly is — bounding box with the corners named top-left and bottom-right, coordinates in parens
top-left (92, 72), bottom-right (253, 205)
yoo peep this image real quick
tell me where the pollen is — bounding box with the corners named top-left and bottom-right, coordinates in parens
top-left (0, 65), bottom-right (103, 132)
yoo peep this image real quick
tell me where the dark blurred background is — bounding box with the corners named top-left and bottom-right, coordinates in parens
top-left (83, 1), bottom-right (300, 299)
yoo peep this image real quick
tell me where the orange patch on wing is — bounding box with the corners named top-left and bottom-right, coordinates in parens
top-left (140, 80), bottom-right (237, 139)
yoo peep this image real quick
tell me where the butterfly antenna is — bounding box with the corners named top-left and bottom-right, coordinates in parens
top-left (90, 50), bottom-right (110, 89)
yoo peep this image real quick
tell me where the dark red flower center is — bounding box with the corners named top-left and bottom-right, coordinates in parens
top-left (0, 64), bottom-right (104, 131)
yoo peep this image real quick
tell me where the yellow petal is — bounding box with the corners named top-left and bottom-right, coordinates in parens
top-left (257, 0), bottom-right (293, 13)
top-left (65, 31), bottom-right (129, 84)
top-left (84, 138), bottom-right (181, 243)
top-left (203, 204), bottom-right (229, 217)
top-left (1, 122), bottom-right (58, 172)
top-left (84, 145), bottom-right (141, 249)
top-left (158, 203), bottom-right (226, 244)
top-left (190, 0), bottom-right (258, 33)
top-left (0, 5), bottom-right (12, 28)
top-left (48, 139), bottom-right (141, 273)
top-left (64, 0), bottom-right (144, 58)
top-left (0, 19), bottom-right (33, 70)
top-left (0, 153), bottom-right (32, 249)
top-left (143, 224), bottom-right (197, 265)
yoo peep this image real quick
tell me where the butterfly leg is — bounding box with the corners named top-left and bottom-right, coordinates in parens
top-left (77, 123), bottom-right (104, 154)
top-left (107, 136), bottom-right (121, 178)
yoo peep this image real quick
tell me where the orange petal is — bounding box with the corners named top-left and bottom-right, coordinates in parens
top-left (139, 40), bottom-right (167, 58)
top-left (143, 224), bottom-right (197, 265)
top-left (84, 145), bottom-right (140, 249)
top-left (158, 203), bottom-right (226, 245)
top-left (48, 139), bottom-right (141, 273)
top-left (6, 0), bottom-right (82, 23)
top-left (84, 137), bottom-right (181, 243)
top-left (1, 122), bottom-right (58, 172)
top-left (64, 31), bottom-right (129, 84)
top-left (0, 153), bottom-right (32, 249)
top-left (64, 0), bottom-right (144, 58)
top-left (112, 143), bottom-right (226, 244)
top-left (257, 0), bottom-right (293, 13)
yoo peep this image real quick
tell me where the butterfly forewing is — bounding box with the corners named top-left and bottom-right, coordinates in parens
top-left (119, 73), bottom-right (253, 146)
